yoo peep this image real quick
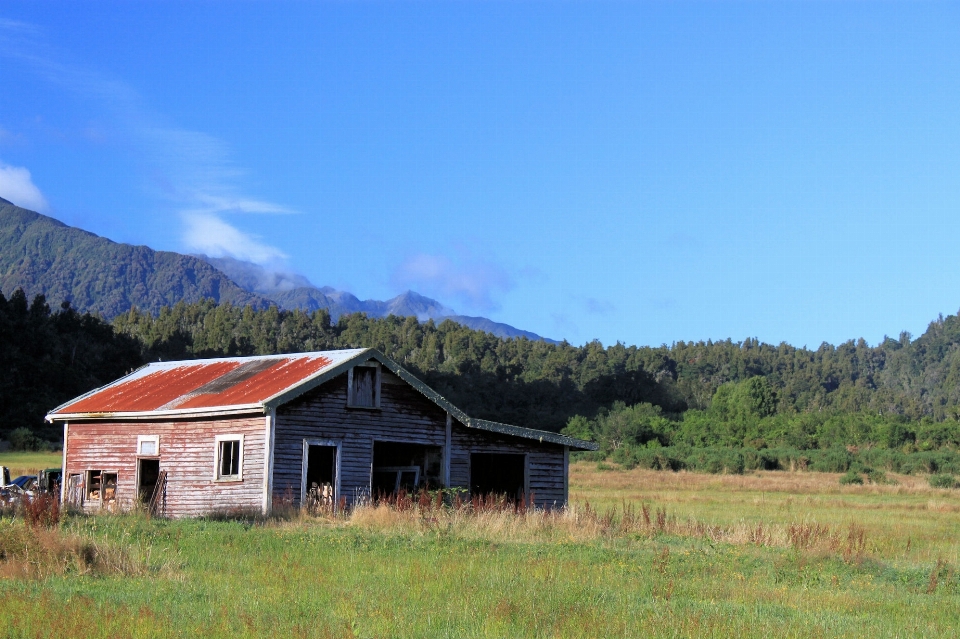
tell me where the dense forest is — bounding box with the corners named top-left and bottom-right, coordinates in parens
top-left (7, 288), bottom-right (960, 476)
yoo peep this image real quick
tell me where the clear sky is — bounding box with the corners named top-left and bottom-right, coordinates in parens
top-left (1, 2), bottom-right (959, 348)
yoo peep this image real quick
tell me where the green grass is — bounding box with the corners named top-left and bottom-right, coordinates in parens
top-left (1, 463), bottom-right (959, 637)
top-left (0, 451), bottom-right (63, 477)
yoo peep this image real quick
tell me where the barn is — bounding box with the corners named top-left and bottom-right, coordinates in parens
top-left (46, 348), bottom-right (596, 517)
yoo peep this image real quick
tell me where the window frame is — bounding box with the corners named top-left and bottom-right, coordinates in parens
top-left (347, 363), bottom-right (381, 409)
top-left (84, 469), bottom-right (119, 509)
top-left (213, 434), bottom-right (245, 482)
top-left (137, 434), bottom-right (160, 457)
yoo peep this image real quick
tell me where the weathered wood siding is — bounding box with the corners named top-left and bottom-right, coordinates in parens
top-left (274, 371), bottom-right (447, 504)
top-left (64, 415), bottom-right (265, 518)
top-left (449, 427), bottom-right (567, 507)
top-left (275, 370), bottom-right (568, 507)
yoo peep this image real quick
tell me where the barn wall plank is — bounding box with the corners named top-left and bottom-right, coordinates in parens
top-left (65, 415), bottom-right (265, 518)
top-left (276, 372), bottom-right (569, 508)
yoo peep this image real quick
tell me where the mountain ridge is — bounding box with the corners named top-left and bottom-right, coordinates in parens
top-left (0, 199), bottom-right (554, 342)
top-left (199, 255), bottom-right (556, 342)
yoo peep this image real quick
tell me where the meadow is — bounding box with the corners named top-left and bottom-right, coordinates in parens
top-left (1, 451), bottom-right (64, 478)
top-left (1, 453), bottom-right (959, 638)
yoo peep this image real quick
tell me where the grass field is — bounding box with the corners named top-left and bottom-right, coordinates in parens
top-left (1, 461), bottom-right (959, 637)
top-left (0, 451), bottom-right (63, 478)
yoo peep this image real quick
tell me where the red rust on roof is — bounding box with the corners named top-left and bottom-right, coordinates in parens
top-left (177, 356), bottom-right (332, 409)
top-left (62, 361), bottom-right (242, 413)
top-left (56, 355), bottom-right (333, 414)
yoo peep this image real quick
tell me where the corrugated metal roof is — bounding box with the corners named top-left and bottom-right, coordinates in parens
top-left (48, 350), bottom-right (364, 417)
top-left (46, 348), bottom-right (597, 451)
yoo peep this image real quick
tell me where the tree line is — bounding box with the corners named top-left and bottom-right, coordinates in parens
top-left (6, 289), bottom-right (960, 462)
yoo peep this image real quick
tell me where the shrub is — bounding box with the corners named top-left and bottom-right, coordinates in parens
top-left (865, 468), bottom-right (894, 485)
top-left (8, 427), bottom-right (45, 452)
top-left (811, 446), bottom-right (853, 473)
top-left (839, 471), bottom-right (864, 485)
top-left (21, 494), bottom-right (61, 529)
top-left (928, 474), bottom-right (958, 489)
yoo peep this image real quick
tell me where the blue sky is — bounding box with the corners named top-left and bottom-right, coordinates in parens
top-left (1, 2), bottom-right (959, 348)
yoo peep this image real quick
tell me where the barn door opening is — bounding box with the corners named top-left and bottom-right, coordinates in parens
top-left (371, 441), bottom-right (442, 498)
top-left (470, 453), bottom-right (527, 501)
top-left (137, 458), bottom-right (160, 504)
top-left (302, 442), bottom-right (339, 510)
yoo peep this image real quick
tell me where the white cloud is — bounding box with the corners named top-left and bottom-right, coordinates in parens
top-left (182, 213), bottom-right (287, 264)
top-left (0, 21), bottom-right (292, 265)
top-left (0, 162), bottom-right (49, 212)
top-left (393, 252), bottom-right (513, 312)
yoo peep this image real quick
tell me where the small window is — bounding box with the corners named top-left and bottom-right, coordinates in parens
top-left (102, 473), bottom-right (118, 509)
top-left (214, 434), bottom-right (244, 481)
top-left (348, 364), bottom-right (380, 408)
top-left (85, 470), bottom-right (118, 509)
top-left (138, 435), bottom-right (159, 456)
top-left (86, 470), bottom-right (102, 502)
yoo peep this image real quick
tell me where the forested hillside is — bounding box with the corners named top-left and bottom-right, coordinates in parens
top-left (8, 286), bottom-right (960, 470)
top-left (0, 199), bottom-right (270, 316)
top-left (0, 200), bottom-right (552, 341)
top-left (0, 290), bottom-right (142, 443)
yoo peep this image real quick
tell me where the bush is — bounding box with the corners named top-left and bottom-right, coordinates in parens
top-left (839, 471), bottom-right (864, 485)
top-left (8, 427), bottom-right (45, 452)
top-left (810, 446), bottom-right (854, 473)
top-left (865, 468), bottom-right (894, 485)
top-left (928, 474), bottom-right (958, 489)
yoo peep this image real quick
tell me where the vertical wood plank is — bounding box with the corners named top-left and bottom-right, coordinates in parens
top-left (444, 413), bottom-right (452, 487)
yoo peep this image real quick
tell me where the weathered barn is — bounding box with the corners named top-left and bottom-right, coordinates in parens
top-left (46, 348), bottom-right (596, 517)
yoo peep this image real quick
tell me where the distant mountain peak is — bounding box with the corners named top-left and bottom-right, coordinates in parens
top-left (195, 255), bottom-right (554, 342)
top-left (0, 202), bottom-right (555, 342)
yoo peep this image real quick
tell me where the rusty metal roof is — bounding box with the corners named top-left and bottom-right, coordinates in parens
top-left (46, 348), bottom-right (597, 451)
top-left (47, 350), bottom-right (365, 418)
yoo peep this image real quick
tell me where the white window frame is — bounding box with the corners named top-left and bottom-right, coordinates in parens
top-left (347, 362), bottom-right (381, 409)
top-left (137, 435), bottom-right (159, 457)
top-left (214, 434), bottom-right (244, 482)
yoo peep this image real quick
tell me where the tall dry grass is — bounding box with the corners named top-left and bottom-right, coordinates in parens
top-left (343, 494), bottom-right (873, 560)
top-left (0, 520), bottom-right (151, 579)
top-left (0, 495), bottom-right (159, 579)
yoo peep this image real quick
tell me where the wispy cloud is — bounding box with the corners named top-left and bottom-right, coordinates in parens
top-left (0, 162), bottom-right (48, 212)
top-left (584, 297), bottom-right (616, 316)
top-left (0, 20), bottom-right (291, 265)
top-left (393, 251), bottom-right (513, 313)
top-left (182, 213), bottom-right (287, 264)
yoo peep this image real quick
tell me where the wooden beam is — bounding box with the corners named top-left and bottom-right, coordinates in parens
top-left (60, 422), bottom-right (69, 504)
top-left (262, 408), bottom-right (276, 515)
top-left (444, 412), bottom-right (452, 487)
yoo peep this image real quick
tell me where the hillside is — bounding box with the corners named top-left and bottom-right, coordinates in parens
top-left (0, 200), bottom-right (554, 341)
top-left (0, 199), bottom-right (270, 317)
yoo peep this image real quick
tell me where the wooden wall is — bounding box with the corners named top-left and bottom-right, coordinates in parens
top-left (64, 415), bottom-right (265, 518)
top-left (274, 370), bottom-right (447, 505)
top-left (449, 429), bottom-right (567, 508)
top-left (275, 369), bottom-right (568, 508)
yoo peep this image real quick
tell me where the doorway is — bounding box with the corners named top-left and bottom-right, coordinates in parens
top-left (371, 441), bottom-right (442, 497)
top-left (470, 453), bottom-right (526, 501)
top-left (137, 458), bottom-right (160, 505)
top-left (302, 441), bottom-right (339, 509)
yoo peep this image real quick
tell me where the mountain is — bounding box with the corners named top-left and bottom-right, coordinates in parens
top-left (0, 198), bottom-right (271, 317)
top-left (200, 255), bottom-right (556, 342)
top-left (0, 199), bottom-right (555, 342)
